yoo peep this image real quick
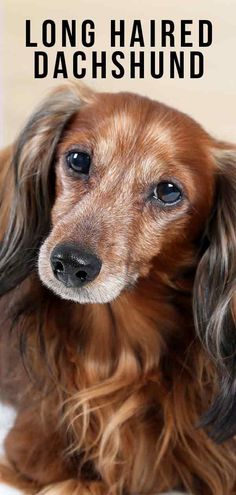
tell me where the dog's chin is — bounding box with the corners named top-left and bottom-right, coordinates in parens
top-left (47, 282), bottom-right (122, 304)
top-left (38, 270), bottom-right (133, 304)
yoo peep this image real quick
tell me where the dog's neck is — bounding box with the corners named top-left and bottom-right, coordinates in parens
top-left (3, 270), bottom-right (196, 394)
top-left (64, 273), bottom-right (194, 390)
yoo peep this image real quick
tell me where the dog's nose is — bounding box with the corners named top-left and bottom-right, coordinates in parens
top-left (50, 244), bottom-right (102, 288)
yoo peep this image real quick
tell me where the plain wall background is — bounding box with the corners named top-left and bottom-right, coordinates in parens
top-left (2, 0), bottom-right (236, 144)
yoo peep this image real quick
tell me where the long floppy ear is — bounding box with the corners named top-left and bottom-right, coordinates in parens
top-left (0, 83), bottom-right (95, 296)
top-left (193, 145), bottom-right (236, 442)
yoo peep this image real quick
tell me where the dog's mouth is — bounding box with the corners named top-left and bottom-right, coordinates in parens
top-left (38, 255), bottom-right (137, 305)
top-left (39, 273), bottom-right (133, 304)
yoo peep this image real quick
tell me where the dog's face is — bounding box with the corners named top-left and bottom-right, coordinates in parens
top-left (38, 91), bottom-right (215, 303)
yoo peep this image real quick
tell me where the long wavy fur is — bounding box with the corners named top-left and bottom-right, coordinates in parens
top-left (1, 85), bottom-right (236, 495)
top-left (193, 149), bottom-right (236, 443)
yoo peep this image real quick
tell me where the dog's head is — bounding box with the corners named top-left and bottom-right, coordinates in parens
top-left (1, 84), bottom-right (217, 302)
top-left (1, 83), bottom-right (236, 441)
top-left (37, 87), bottom-right (217, 305)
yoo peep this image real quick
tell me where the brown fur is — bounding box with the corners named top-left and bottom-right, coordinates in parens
top-left (0, 83), bottom-right (236, 494)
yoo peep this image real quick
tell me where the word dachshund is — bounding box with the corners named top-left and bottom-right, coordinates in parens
top-left (26, 19), bottom-right (213, 79)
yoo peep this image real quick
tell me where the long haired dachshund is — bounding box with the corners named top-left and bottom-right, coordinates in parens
top-left (0, 83), bottom-right (236, 495)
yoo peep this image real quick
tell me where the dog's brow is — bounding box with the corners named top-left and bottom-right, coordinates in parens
top-left (138, 156), bottom-right (165, 182)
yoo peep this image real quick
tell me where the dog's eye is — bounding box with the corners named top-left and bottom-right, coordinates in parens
top-left (153, 182), bottom-right (182, 205)
top-left (66, 151), bottom-right (91, 175)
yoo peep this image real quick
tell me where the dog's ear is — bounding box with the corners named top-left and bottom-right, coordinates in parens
top-left (0, 83), bottom-right (95, 296)
top-left (193, 145), bottom-right (236, 442)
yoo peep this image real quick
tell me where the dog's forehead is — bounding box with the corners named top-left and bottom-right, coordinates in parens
top-left (78, 92), bottom-right (178, 148)
top-left (62, 92), bottom-right (214, 189)
top-left (69, 92), bottom-right (210, 157)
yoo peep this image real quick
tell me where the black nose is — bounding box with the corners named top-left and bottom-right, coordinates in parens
top-left (50, 244), bottom-right (102, 288)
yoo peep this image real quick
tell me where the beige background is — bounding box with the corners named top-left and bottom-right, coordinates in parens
top-left (1, 0), bottom-right (236, 145)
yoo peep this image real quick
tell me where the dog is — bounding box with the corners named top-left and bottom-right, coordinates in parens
top-left (0, 83), bottom-right (236, 495)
